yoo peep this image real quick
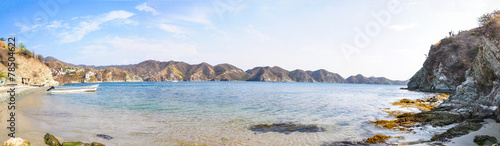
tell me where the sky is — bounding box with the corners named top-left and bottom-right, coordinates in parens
top-left (0, 0), bottom-right (498, 80)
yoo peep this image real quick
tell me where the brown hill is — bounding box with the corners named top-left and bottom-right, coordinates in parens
top-left (346, 74), bottom-right (371, 84)
top-left (246, 66), bottom-right (281, 82)
top-left (289, 69), bottom-right (315, 82)
top-left (0, 48), bottom-right (58, 86)
top-left (310, 69), bottom-right (346, 83)
top-left (346, 74), bottom-right (407, 85)
top-left (45, 58), bottom-right (404, 84)
top-left (213, 64), bottom-right (247, 81)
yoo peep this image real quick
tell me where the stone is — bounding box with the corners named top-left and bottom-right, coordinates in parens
top-left (90, 142), bottom-right (105, 146)
top-left (2, 137), bottom-right (30, 146)
top-left (474, 135), bottom-right (498, 146)
top-left (44, 133), bottom-right (60, 146)
top-left (96, 134), bottom-right (113, 140)
top-left (61, 142), bottom-right (90, 146)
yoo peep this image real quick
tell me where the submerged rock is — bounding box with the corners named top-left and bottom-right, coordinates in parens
top-left (250, 122), bottom-right (325, 134)
top-left (44, 133), bottom-right (60, 146)
top-left (2, 137), bottom-right (30, 146)
top-left (96, 134), bottom-right (113, 140)
top-left (474, 135), bottom-right (498, 146)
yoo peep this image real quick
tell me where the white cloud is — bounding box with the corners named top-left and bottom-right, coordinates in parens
top-left (15, 22), bottom-right (41, 33)
top-left (58, 10), bottom-right (135, 43)
top-left (135, 2), bottom-right (159, 15)
top-left (244, 25), bottom-right (270, 41)
top-left (158, 24), bottom-right (185, 34)
top-left (389, 23), bottom-right (418, 31)
top-left (46, 20), bottom-right (63, 29)
top-left (158, 23), bottom-right (188, 39)
top-left (173, 13), bottom-right (212, 26)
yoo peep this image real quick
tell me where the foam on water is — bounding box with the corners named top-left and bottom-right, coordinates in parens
top-left (22, 82), bottom-right (442, 145)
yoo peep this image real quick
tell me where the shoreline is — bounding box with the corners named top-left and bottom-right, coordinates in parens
top-left (1, 84), bottom-right (498, 145)
top-left (0, 86), bottom-right (50, 145)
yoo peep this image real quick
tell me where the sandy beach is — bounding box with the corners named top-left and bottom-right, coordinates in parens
top-left (0, 86), bottom-right (53, 145)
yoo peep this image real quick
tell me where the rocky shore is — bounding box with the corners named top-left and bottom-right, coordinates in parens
top-left (405, 10), bottom-right (500, 145)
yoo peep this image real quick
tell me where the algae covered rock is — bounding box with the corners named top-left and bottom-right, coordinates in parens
top-left (2, 137), bottom-right (30, 146)
top-left (44, 133), bottom-right (60, 146)
top-left (474, 135), bottom-right (498, 146)
top-left (365, 134), bottom-right (391, 144)
top-left (61, 142), bottom-right (87, 146)
top-left (90, 142), bottom-right (105, 146)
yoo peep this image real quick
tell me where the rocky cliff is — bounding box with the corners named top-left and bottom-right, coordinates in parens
top-left (407, 29), bottom-right (481, 92)
top-left (408, 11), bottom-right (500, 122)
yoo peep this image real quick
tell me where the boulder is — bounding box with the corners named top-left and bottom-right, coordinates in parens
top-left (2, 137), bottom-right (30, 146)
top-left (61, 142), bottom-right (88, 146)
top-left (44, 133), bottom-right (60, 146)
top-left (473, 135), bottom-right (498, 146)
top-left (90, 142), bottom-right (105, 146)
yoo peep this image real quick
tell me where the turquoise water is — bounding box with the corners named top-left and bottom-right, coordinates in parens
top-left (24, 82), bottom-right (441, 145)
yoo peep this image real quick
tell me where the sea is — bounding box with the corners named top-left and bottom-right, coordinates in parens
top-left (21, 81), bottom-right (452, 145)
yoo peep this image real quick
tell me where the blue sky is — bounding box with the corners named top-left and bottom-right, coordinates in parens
top-left (0, 0), bottom-right (498, 80)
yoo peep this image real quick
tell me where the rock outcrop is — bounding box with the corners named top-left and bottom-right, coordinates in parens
top-left (407, 29), bottom-right (482, 92)
top-left (2, 137), bottom-right (30, 146)
top-left (407, 11), bottom-right (500, 140)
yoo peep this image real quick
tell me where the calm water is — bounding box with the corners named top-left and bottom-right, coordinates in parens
top-left (23, 82), bottom-right (444, 145)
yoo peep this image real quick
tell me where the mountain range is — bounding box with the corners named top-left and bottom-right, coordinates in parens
top-left (43, 57), bottom-right (407, 85)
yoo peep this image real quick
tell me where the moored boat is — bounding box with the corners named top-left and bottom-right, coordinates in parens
top-left (47, 84), bottom-right (99, 93)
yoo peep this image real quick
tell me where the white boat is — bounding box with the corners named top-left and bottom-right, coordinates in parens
top-left (48, 84), bottom-right (99, 93)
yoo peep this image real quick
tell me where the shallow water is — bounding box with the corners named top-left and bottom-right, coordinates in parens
top-left (21, 82), bottom-right (446, 145)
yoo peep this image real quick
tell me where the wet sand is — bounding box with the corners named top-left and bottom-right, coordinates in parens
top-left (0, 87), bottom-right (52, 145)
top-left (447, 119), bottom-right (500, 145)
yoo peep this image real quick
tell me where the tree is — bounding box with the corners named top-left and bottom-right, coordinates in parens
top-left (478, 13), bottom-right (493, 27)
top-left (37, 54), bottom-right (44, 62)
top-left (0, 38), bottom-right (4, 41)
top-left (477, 10), bottom-right (500, 36)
